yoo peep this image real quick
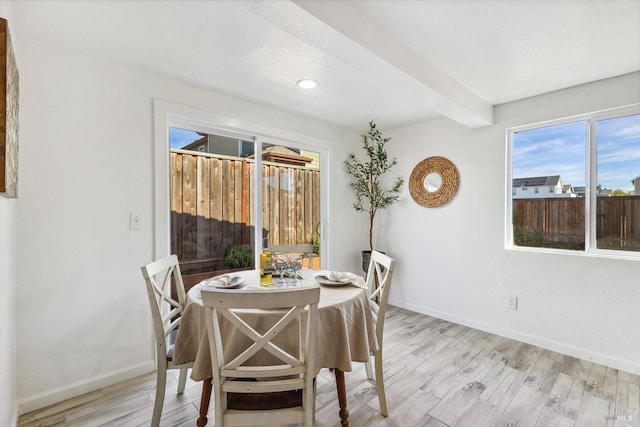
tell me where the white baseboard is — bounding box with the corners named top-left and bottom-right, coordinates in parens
top-left (17, 361), bottom-right (155, 416)
top-left (390, 298), bottom-right (640, 377)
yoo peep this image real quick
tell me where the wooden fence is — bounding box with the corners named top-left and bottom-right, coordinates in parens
top-left (595, 196), bottom-right (640, 250)
top-left (513, 196), bottom-right (640, 250)
top-left (170, 149), bottom-right (320, 270)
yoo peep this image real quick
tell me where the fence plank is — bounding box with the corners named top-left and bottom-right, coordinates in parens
top-left (182, 154), bottom-right (197, 259)
top-left (196, 156), bottom-right (210, 259)
top-left (222, 159), bottom-right (233, 254)
top-left (241, 160), bottom-right (250, 244)
top-left (312, 170), bottom-right (320, 245)
top-left (270, 165), bottom-right (279, 243)
top-left (210, 157), bottom-right (223, 258)
top-left (233, 160), bottom-right (244, 247)
top-left (170, 152), bottom-right (183, 258)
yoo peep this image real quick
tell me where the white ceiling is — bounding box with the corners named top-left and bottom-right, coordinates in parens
top-left (11, 0), bottom-right (640, 130)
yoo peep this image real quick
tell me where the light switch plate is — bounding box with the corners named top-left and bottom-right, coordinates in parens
top-left (130, 212), bottom-right (143, 230)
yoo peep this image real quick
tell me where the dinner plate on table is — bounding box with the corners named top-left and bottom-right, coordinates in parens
top-left (314, 274), bottom-right (352, 287)
top-left (202, 275), bottom-right (245, 289)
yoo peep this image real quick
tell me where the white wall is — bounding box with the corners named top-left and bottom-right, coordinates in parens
top-left (384, 72), bottom-right (640, 375)
top-left (0, 197), bottom-right (18, 426)
top-left (15, 39), bottom-right (362, 413)
top-left (0, 1), bottom-right (18, 425)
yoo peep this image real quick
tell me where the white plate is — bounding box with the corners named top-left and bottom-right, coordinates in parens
top-left (202, 276), bottom-right (245, 289)
top-left (314, 274), bottom-right (351, 286)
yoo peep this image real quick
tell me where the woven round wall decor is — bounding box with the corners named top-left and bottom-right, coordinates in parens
top-left (409, 156), bottom-right (459, 208)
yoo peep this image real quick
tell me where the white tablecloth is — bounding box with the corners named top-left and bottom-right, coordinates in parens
top-left (173, 269), bottom-right (378, 381)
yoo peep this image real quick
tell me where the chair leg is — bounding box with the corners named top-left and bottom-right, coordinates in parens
top-left (197, 378), bottom-right (212, 427)
top-left (152, 364), bottom-right (167, 427)
top-left (303, 377), bottom-right (315, 427)
top-left (177, 368), bottom-right (188, 393)
top-left (365, 355), bottom-right (374, 381)
top-left (374, 350), bottom-right (388, 416)
top-left (215, 386), bottom-right (225, 427)
top-left (312, 378), bottom-right (317, 423)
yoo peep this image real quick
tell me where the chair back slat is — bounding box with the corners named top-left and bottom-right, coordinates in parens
top-left (218, 306), bottom-right (304, 369)
top-left (365, 251), bottom-right (396, 344)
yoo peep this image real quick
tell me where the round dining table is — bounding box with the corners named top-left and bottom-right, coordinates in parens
top-left (172, 268), bottom-right (378, 427)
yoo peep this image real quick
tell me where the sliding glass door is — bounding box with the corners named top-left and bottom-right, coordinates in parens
top-left (258, 137), bottom-right (321, 267)
top-left (168, 126), bottom-right (322, 286)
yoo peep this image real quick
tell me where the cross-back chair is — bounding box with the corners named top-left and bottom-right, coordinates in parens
top-left (201, 285), bottom-right (321, 427)
top-left (364, 250), bottom-right (396, 416)
top-left (140, 254), bottom-right (193, 427)
top-left (269, 244), bottom-right (317, 270)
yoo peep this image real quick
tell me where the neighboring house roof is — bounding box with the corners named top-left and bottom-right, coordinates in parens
top-left (512, 175), bottom-right (561, 188)
top-left (261, 146), bottom-right (314, 166)
top-left (182, 134), bottom-right (208, 151)
top-left (632, 175), bottom-right (640, 184)
top-left (248, 145), bottom-right (314, 167)
top-left (573, 186), bottom-right (586, 198)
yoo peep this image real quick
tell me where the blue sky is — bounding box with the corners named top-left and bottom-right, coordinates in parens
top-left (513, 114), bottom-right (640, 192)
top-left (171, 120), bottom-right (639, 192)
top-left (169, 127), bottom-right (201, 149)
top-left (596, 115), bottom-right (640, 192)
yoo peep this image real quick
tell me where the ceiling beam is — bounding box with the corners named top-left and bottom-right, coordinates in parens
top-left (292, 0), bottom-right (494, 128)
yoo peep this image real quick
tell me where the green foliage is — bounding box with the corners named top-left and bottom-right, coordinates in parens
top-left (513, 228), bottom-right (544, 247)
top-left (345, 121), bottom-right (404, 250)
top-left (225, 244), bottom-right (254, 268)
top-left (612, 189), bottom-right (626, 196)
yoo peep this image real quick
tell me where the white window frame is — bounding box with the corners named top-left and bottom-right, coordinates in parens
top-left (153, 100), bottom-right (330, 268)
top-left (506, 103), bottom-right (640, 259)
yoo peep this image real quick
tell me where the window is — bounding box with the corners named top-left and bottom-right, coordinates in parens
top-left (508, 105), bottom-right (640, 255)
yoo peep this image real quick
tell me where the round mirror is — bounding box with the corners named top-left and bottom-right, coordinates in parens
top-left (409, 156), bottom-right (459, 208)
top-left (424, 173), bottom-right (442, 192)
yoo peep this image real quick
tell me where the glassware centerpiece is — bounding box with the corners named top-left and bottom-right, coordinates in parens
top-left (287, 253), bottom-right (303, 287)
top-left (273, 253), bottom-right (289, 288)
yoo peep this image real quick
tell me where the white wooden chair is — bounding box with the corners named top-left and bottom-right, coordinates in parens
top-left (364, 250), bottom-right (396, 416)
top-left (269, 244), bottom-right (317, 270)
top-left (140, 255), bottom-right (193, 427)
top-left (201, 286), bottom-right (320, 427)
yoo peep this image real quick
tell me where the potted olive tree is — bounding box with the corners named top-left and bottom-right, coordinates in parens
top-left (345, 121), bottom-right (403, 271)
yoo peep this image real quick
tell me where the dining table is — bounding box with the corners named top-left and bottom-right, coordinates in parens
top-left (172, 268), bottom-right (378, 427)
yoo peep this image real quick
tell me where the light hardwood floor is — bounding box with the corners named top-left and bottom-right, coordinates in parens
top-left (18, 306), bottom-right (640, 427)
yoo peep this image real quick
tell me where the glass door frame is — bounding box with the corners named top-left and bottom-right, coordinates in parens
top-left (153, 100), bottom-right (329, 269)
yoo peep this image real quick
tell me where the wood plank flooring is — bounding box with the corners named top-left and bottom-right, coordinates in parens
top-left (18, 306), bottom-right (640, 426)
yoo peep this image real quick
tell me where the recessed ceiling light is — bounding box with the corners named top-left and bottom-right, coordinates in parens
top-left (296, 79), bottom-right (319, 89)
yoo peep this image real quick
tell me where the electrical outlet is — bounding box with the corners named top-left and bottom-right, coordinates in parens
top-left (506, 296), bottom-right (518, 310)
